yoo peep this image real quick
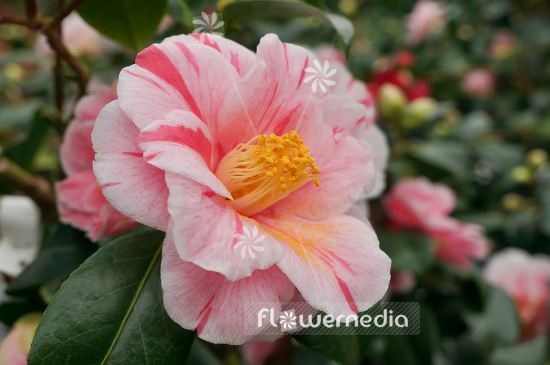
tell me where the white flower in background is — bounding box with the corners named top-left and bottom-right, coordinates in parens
top-left (303, 60), bottom-right (337, 93)
top-left (233, 226), bottom-right (266, 259)
top-left (192, 12), bottom-right (225, 41)
top-left (279, 310), bottom-right (297, 331)
top-left (0, 196), bottom-right (41, 277)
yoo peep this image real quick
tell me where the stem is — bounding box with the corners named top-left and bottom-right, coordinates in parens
top-left (0, 157), bottom-right (56, 216)
top-left (54, 0), bottom-right (66, 112)
top-left (0, 16), bottom-right (29, 26)
top-left (24, 0), bottom-right (39, 23)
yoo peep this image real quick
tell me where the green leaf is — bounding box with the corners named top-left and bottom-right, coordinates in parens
top-left (490, 336), bottom-right (548, 365)
top-left (28, 227), bottom-right (194, 365)
top-left (4, 109), bottom-right (52, 170)
top-left (378, 231), bottom-right (436, 275)
top-left (465, 286), bottom-right (520, 345)
top-left (222, 1), bottom-right (354, 48)
top-left (292, 334), bottom-right (360, 365)
top-left (78, 0), bottom-right (168, 51)
top-left (407, 141), bottom-right (471, 180)
top-left (7, 224), bottom-right (97, 295)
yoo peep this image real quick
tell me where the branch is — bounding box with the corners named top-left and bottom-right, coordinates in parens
top-left (24, 0), bottom-right (39, 23)
top-left (43, 29), bottom-right (89, 97)
top-left (0, 16), bottom-right (30, 26)
top-left (45, 0), bottom-right (88, 31)
top-left (0, 157), bottom-right (56, 216)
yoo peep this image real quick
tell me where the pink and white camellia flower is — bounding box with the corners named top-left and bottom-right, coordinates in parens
top-left (92, 33), bottom-right (391, 344)
top-left (56, 84), bottom-right (139, 241)
top-left (405, 0), bottom-right (446, 45)
top-left (384, 178), bottom-right (489, 267)
top-left (484, 248), bottom-right (550, 338)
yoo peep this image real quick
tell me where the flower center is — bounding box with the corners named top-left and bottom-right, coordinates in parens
top-left (215, 131), bottom-right (320, 216)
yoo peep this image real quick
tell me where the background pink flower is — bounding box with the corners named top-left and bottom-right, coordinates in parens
top-left (462, 69), bottom-right (496, 99)
top-left (56, 84), bottom-right (139, 241)
top-left (484, 248), bottom-right (550, 338)
top-left (0, 314), bottom-right (41, 365)
top-left (384, 178), bottom-right (489, 267)
top-left (406, 0), bottom-right (446, 45)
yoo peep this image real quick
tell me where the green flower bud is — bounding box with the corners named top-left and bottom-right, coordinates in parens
top-left (378, 83), bottom-right (407, 120)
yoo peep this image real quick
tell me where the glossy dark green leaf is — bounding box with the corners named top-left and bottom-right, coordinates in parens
top-left (378, 231), bottom-right (436, 275)
top-left (490, 336), bottom-right (548, 365)
top-left (7, 224), bottom-right (97, 295)
top-left (407, 141), bottom-right (471, 180)
top-left (222, 1), bottom-right (354, 48)
top-left (4, 109), bottom-right (52, 170)
top-left (292, 334), bottom-right (360, 365)
top-left (465, 286), bottom-right (520, 345)
top-left (28, 227), bottom-right (194, 365)
top-left (78, 0), bottom-right (168, 51)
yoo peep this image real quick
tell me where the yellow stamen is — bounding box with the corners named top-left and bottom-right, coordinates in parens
top-left (215, 130), bottom-right (321, 216)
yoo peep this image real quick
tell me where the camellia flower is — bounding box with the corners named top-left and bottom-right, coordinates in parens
top-left (92, 33), bottom-right (391, 344)
top-left (405, 0), bottom-right (446, 45)
top-left (56, 84), bottom-right (139, 241)
top-left (484, 248), bottom-right (550, 338)
top-left (384, 178), bottom-right (489, 267)
top-left (0, 313), bottom-right (41, 365)
top-left (461, 69), bottom-right (496, 99)
top-left (489, 30), bottom-right (518, 60)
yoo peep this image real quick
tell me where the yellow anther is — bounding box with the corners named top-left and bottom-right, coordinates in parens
top-left (214, 130), bottom-right (321, 216)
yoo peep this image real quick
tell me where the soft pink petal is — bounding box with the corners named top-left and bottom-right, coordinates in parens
top-left (162, 33), bottom-right (256, 77)
top-left (56, 171), bottom-right (138, 241)
top-left (256, 212), bottom-right (391, 316)
top-left (359, 124), bottom-right (389, 199)
top-left (138, 109), bottom-right (231, 198)
top-left (426, 216), bottom-right (489, 267)
top-left (74, 86), bottom-right (116, 122)
top-left (165, 173), bottom-right (284, 280)
top-left (117, 41), bottom-right (239, 130)
top-left (383, 177), bottom-right (456, 228)
top-left (92, 101), bottom-right (170, 231)
top-left (272, 125), bottom-right (375, 220)
top-left (217, 34), bottom-right (319, 155)
top-left (161, 236), bottom-right (295, 345)
top-left (59, 119), bottom-right (95, 175)
top-left (0, 325), bottom-right (34, 365)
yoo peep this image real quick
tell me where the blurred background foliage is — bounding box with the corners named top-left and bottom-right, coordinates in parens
top-left (1, 0), bottom-right (550, 364)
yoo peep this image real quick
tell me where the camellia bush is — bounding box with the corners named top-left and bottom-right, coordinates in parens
top-left (0, 0), bottom-right (549, 364)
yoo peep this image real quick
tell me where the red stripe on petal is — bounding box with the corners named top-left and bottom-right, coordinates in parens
top-left (123, 152), bottom-right (143, 158)
top-left (297, 58), bottom-right (309, 89)
top-left (197, 307), bottom-right (212, 336)
top-left (175, 42), bottom-right (200, 75)
top-left (136, 45), bottom-right (203, 120)
top-left (100, 182), bottom-right (121, 189)
top-left (336, 275), bottom-right (359, 313)
top-left (140, 124), bottom-right (211, 162)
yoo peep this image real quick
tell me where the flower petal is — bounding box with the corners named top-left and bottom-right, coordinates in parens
top-left (165, 173), bottom-right (284, 280)
top-left (118, 41), bottom-right (239, 130)
top-left (138, 109), bottom-right (231, 199)
top-left (162, 33), bottom-right (256, 77)
top-left (59, 119), bottom-right (95, 175)
top-left (92, 100), bottom-right (170, 230)
top-left (217, 34), bottom-right (319, 154)
top-left (161, 236), bottom-right (295, 345)
top-left (256, 212), bottom-right (391, 316)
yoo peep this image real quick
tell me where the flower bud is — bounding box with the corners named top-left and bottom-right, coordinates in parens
top-left (378, 83), bottom-right (407, 120)
top-left (502, 193), bottom-right (524, 212)
top-left (526, 149), bottom-right (549, 169)
top-left (511, 166), bottom-right (532, 185)
top-left (402, 97), bottom-right (437, 129)
top-left (0, 313), bottom-right (42, 365)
